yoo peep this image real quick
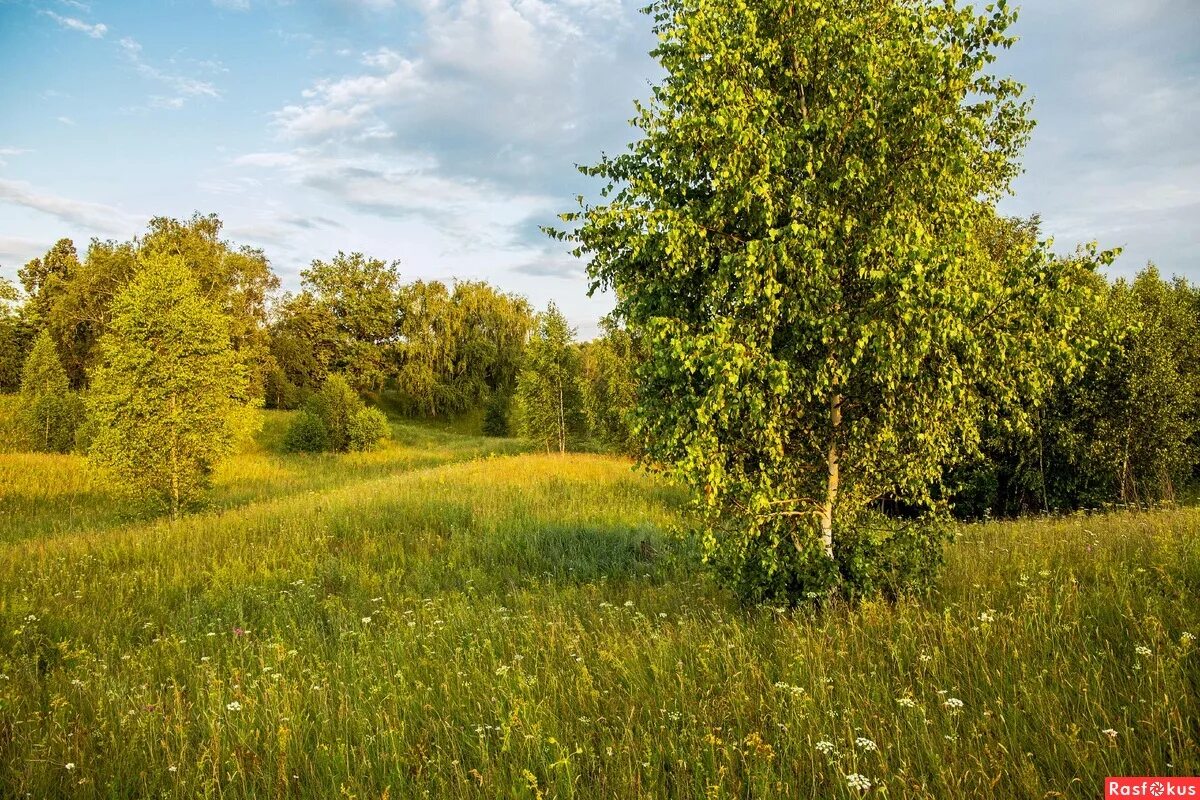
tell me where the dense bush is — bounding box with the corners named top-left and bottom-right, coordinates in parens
top-left (283, 410), bottom-right (329, 453)
top-left (348, 407), bottom-right (390, 451)
top-left (284, 375), bottom-right (390, 453)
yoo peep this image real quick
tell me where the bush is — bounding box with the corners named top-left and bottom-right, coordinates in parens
top-left (307, 375), bottom-right (359, 452)
top-left (482, 393), bottom-right (511, 437)
top-left (348, 407), bottom-right (390, 452)
top-left (283, 410), bottom-right (329, 453)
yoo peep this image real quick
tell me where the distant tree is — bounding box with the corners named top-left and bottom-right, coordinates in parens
top-left (21, 216), bottom-right (278, 392)
top-left (300, 252), bottom-right (401, 392)
top-left (579, 317), bottom-right (640, 454)
top-left (556, 0), bottom-right (1111, 601)
top-left (446, 281), bottom-right (534, 411)
top-left (87, 254), bottom-right (253, 517)
top-left (268, 291), bottom-right (340, 401)
top-left (17, 330), bottom-right (83, 453)
top-left (0, 277), bottom-right (27, 392)
top-left (394, 280), bottom-right (456, 416)
top-left (515, 303), bottom-right (585, 453)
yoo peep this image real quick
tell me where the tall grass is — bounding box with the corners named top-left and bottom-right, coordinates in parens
top-left (0, 410), bottom-right (527, 544)
top-left (0, 431), bottom-right (1196, 797)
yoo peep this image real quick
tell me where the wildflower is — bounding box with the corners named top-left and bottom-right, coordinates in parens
top-left (1182, 632), bottom-right (1196, 643)
top-left (815, 740), bottom-right (836, 755)
top-left (495, 665), bottom-right (510, 676)
top-left (855, 737), bottom-right (878, 752)
top-left (233, 627), bottom-right (245, 637)
top-left (846, 773), bottom-right (872, 791)
top-left (943, 698), bottom-right (964, 710)
top-left (1135, 646), bottom-right (1152, 657)
top-left (169, 766), bottom-right (177, 773)
top-left (919, 653), bottom-right (933, 663)
top-left (897, 697), bottom-right (917, 708)
top-left (361, 616), bottom-right (372, 625)
top-left (624, 600), bottom-right (635, 608)
top-left (65, 763), bottom-right (76, 771)
top-left (978, 610), bottom-right (995, 624)
top-left (226, 701), bottom-right (242, 711)
top-left (1102, 729), bottom-right (1118, 739)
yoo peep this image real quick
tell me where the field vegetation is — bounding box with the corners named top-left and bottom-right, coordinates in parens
top-left (0, 418), bottom-right (1196, 798)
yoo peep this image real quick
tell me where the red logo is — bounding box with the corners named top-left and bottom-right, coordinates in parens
top-left (1106, 778), bottom-right (1200, 798)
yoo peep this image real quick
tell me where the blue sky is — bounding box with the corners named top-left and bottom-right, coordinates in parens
top-left (1, 0), bottom-right (1197, 335)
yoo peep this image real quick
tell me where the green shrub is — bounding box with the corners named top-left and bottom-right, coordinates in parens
top-left (348, 407), bottom-right (390, 452)
top-left (18, 331), bottom-right (84, 453)
top-left (482, 393), bottom-right (511, 437)
top-left (307, 375), bottom-right (359, 452)
top-left (283, 410), bottom-right (329, 453)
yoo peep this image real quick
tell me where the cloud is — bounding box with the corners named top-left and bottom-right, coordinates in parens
top-left (42, 10), bottom-right (107, 38)
top-left (0, 178), bottom-right (136, 234)
top-left (996, 0), bottom-right (1200, 278)
top-left (56, 116), bottom-right (76, 126)
top-left (212, 0), bottom-right (251, 10)
top-left (119, 37), bottom-right (221, 101)
top-left (0, 147), bottom-right (32, 167)
top-left (0, 236), bottom-right (51, 271)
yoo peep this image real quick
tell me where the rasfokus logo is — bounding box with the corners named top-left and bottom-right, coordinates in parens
top-left (1106, 778), bottom-right (1200, 798)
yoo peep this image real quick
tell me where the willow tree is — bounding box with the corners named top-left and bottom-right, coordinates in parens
top-left (556, 0), bottom-right (1110, 600)
top-left (88, 254), bottom-right (253, 517)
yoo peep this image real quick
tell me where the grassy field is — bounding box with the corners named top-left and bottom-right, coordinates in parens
top-left (0, 413), bottom-right (1197, 798)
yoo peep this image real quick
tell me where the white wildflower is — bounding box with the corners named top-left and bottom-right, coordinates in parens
top-left (64, 763), bottom-right (76, 771)
top-left (943, 697), bottom-right (964, 710)
top-left (1102, 728), bottom-right (1118, 739)
top-left (897, 697), bottom-right (917, 708)
top-left (846, 773), bottom-right (872, 791)
top-left (815, 740), bottom-right (836, 755)
top-left (226, 701), bottom-right (242, 712)
top-left (1135, 646), bottom-right (1152, 657)
top-left (855, 737), bottom-right (878, 752)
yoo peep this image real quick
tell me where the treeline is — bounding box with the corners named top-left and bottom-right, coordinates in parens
top-left (0, 213), bottom-right (638, 460)
top-left (952, 262), bottom-right (1200, 516)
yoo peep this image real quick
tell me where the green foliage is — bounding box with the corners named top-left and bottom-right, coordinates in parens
top-left (19, 216), bottom-right (278, 393)
top-left (87, 254), bottom-right (254, 517)
top-left (348, 406), bottom-right (391, 452)
top-left (955, 265), bottom-right (1200, 515)
top-left (0, 277), bottom-right (28, 392)
top-left (282, 410), bottom-right (330, 453)
top-left (556, 0), bottom-right (1112, 602)
top-left (285, 374), bottom-right (390, 453)
top-left (17, 331), bottom-right (83, 453)
top-left (579, 318), bottom-right (640, 454)
top-left (515, 303), bottom-right (586, 453)
top-left (300, 252), bottom-right (402, 393)
top-left (306, 375), bottom-right (361, 452)
top-left (482, 392), bottom-right (512, 437)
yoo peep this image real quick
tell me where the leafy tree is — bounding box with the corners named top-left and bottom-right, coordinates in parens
top-left (17, 330), bottom-right (83, 453)
top-left (579, 317), bottom-right (640, 454)
top-left (87, 254), bottom-right (253, 517)
top-left (446, 281), bottom-right (534, 411)
top-left (556, 0), bottom-right (1110, 600)
top-left (268, 291), bottom-right (340, 402)
top-left (0, 277), bottom-right (28, 392)
top-left (394, 280), bottom-right (456, 416)
top-left (515, 303), bottom-right (586, 453)
top-left (300, 252), bottom-right (401, 392)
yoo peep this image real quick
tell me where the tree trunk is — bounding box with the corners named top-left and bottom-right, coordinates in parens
top-left (819, 393), bottom-right (841, 559)
top-left (557, 379), bottom-right (566, 454)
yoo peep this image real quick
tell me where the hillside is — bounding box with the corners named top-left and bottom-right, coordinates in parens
top-left (0, 420), bottom-right (1196, 798)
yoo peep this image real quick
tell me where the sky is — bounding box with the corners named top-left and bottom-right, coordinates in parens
top-left (0, 0), bottom-right (1197, 337)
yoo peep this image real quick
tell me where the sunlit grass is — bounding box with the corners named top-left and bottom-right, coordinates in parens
top-left (0, 425), bottom-right (1196, 798)
top-left (0, 409), bottom-right (528, 544)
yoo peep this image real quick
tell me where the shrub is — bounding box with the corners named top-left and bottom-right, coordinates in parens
top-left (307, 375), bottom-right (359, 452)
top-left (283, 410), bottom-right (329, 453)
top-left (348, 407), bottom-right (390, 451)
top-left (482, 393), bottom-right (511, 437)
top-left (18, 330), bottom-right (84, 453)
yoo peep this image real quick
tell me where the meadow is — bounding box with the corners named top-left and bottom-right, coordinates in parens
top-left (0, 411), bottom-right (1197, 798)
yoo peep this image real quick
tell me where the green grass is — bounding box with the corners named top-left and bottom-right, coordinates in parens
top-left (0, 423), bottom-right (1196, 798)
top-left (0, 410), bottom-right (527, 544)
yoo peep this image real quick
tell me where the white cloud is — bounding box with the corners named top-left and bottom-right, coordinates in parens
top-left (0, 236), bottom-right (50, 271)
top-left (0, 147), bottom-right (32, 167)
top-left (0, 179), bottom-right (136, 234)
top-left (42, 10), bottom-right (107, 38)
top-left (119, 36), bottom-right (221, 100)
top-left (56, 116), bottom-right (76, 126)
top-left (212, 0), bottom-right (251, 10)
